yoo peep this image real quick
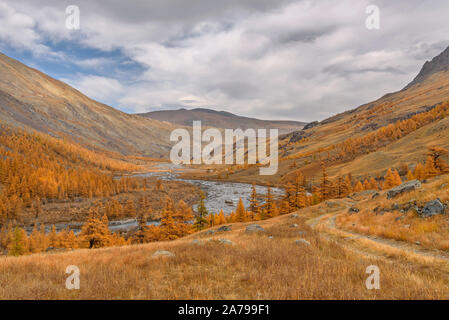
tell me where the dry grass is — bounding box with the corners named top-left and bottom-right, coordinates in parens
top-left (337, 175), bottom-right (449, 251)
top-left (1, 214), bottom-right (448, 299)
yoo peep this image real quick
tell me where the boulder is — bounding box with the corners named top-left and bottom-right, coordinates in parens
top-left (348, 206), bottom-right (360, 214)
top-left (290, 224), bottom-right (299, 228)
top-left (294, 239), bottom-right (311, 246)
top-left (372, 192), bottom-right (380, 199)
top-left (245, 224), bottom-right (265, 233)
top-left (420, 199), bottom-right (445, 217)
top-left (152, 250), bottom-right (175, 258)
top-left (290, 214), bottom-right (299, 218)
top-left (205, 229), bottom-right (216, 235)
top-left (386, 180), bottom-right (421, 199)
top-left (217, 225), bottom-right (231, 232)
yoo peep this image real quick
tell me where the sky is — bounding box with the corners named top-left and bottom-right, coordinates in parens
top-left (0, 0), bottom-right (448, 122)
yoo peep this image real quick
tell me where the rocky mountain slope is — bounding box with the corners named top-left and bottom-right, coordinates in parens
top-left (212, 46), bottom-right (449, 184)
top-left (0, 52), bottom-right (177, 158)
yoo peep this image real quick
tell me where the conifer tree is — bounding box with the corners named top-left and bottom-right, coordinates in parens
top-left (79, 209), bottom-right (112, 248)
top-left (7, 227), bottom-right (27, 256)
top-left (414, 162), bottom-right (426, 180)
top-left (353, 181), bottom-right (364, 193)
top-left (235, 198), bottom-right (247, 222)
top-left (194, 192), bottom-right (208, 231)
top-left (249, 184), bottom-right (260, 221)
top-left (263, 187), bottom-right (274, 219)
top-left (320, 162), bottom-right (331, 201)
top-left (217, 209), bottom-right (226, 225)
top-left (406, 169), bottom-right (415, 181)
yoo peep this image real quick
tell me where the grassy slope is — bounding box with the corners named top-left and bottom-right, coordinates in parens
top-left (1, 202), bottom-right (448, 299)
top-left (207, 71), bottom-right (449, 185)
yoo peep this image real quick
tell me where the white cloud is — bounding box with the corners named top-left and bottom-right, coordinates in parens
top-left (1, 0), bottom-right (449, 121)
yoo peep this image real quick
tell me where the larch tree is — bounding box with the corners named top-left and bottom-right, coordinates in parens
top-left (249, 184), bottom-right (260, 221)
top-left (235, 198), bottom-right (247, 222)
top-left (194, 192), bottom-right (209, 231)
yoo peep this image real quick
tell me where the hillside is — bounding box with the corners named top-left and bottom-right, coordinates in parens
top-left (202, 46), bottom-right (449, 185)
top-left (138, 108), bottom-right (306, 134)
top-left (2, 181), bottom-right (449, 299)
top-left (0, 52), bottom-right (177, 158)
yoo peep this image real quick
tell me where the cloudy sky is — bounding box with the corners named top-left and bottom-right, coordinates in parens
top-left (0, 0), bottom-right (448, 122)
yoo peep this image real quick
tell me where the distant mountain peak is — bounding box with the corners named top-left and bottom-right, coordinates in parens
top-left (405, 45), bottom-right (449, 89)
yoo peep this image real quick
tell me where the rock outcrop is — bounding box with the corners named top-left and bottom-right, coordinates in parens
top-left (386, 180), bottom-right (421, 199)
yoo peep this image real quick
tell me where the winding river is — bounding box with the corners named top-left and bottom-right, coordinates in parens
top-left (26, 164), bottom-right (283, 234)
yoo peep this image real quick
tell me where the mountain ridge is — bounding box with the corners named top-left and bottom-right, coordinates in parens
top-left (137, 107), bottom-right (306, 134)
top-left (0, 52), bottom-right (178, 158)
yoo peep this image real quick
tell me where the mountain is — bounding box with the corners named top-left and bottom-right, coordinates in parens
top-left (137, 108), bottom-right (306, 134)
top-left (0, 52), bottom-right (177, 158)
top-left (204, 46), bottom-right (449, 185)
top-left (405, 46), bottom-right (449, 89)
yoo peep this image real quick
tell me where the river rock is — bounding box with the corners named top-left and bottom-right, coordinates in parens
top-left (245, 224), bottom-right (265, 233)
top-left (386, 180), bottom-right (421, 199)
top-left (152, 250), bottom-right (175, 258)
top-left (420, 199), bottom-right (445, 217)
top-left (294, 239), bottom-right (311, 246)
top-left (217, 225), bottom-right (232, 232)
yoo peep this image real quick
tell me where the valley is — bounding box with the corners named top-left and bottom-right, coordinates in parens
top-left (1, 45), bottom-right (449, 299)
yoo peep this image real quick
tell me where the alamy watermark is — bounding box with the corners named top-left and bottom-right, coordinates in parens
top-left (365, 5), bottom-right (380, 30)
top-left (365, 265), bottom-right (380, 290)
top-left (66, 5), bottom-right (80, 30)
top-left (66, 265), bottom-right (80, 290)
top-left (170, 121), bottom-right (278, 175)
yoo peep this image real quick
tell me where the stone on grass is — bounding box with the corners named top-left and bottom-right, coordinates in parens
top-left (219, 238), bottom-right (233, 245)
top-left (294, 239), bottom-right (311, 246)
top-left (348, 206), bottom-right (360, 214)
top-left (217, 225), bottom-right (232, 232)
top-left (386, 180), bottom-right (421, 199)
top-left (245, 224), bottom-right (265, 233)
top-left (152, 250), bottom-right (175, 258)
top-left (420, 199), bottom-right (445, 217)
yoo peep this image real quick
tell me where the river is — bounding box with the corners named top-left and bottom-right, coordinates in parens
top-left (27, 163), bottom-right (284, 234)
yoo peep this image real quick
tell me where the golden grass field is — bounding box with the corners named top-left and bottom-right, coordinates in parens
top-left (337, 174), bottom-right (449, 250)
top-left (1, 208), bottom-right (448, 299)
